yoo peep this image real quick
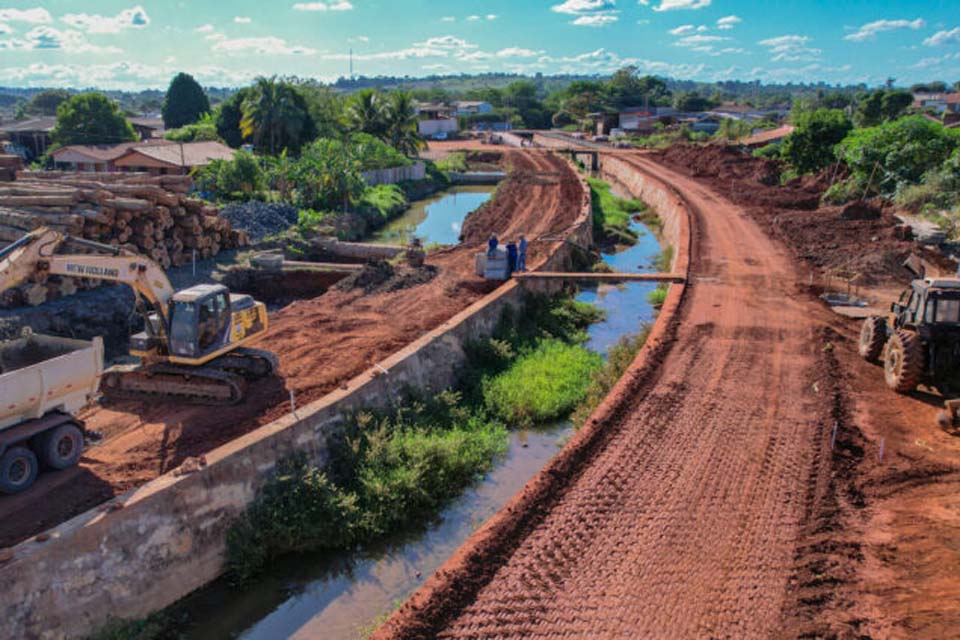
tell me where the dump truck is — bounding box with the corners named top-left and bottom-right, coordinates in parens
top-left (0, 329), bottom-right (103, 493)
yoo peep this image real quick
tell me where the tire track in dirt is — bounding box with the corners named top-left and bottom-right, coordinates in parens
top-left (377, 153), bottom-right (836, 638)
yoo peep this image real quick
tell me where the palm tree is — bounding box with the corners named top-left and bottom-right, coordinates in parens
top-left (240, 76), bottom-right (314, 155)
top-left (346, 89), bottom-right (387, 138)
top-left (383, 91), bottom-right (425, 157)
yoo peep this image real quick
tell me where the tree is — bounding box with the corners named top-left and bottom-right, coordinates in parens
top-left (298, 82), bottom-right (346, 139)
top-left (216, 88), bottom-right (251, 148)
top-left (51, 92), bottom-right (137, 146)
top-left (502, 81), bottom-right (549, 128)
top-left (27, 89), bottom-right (70, 116)
top-left (837, 116), bottom-right (960, 194)
top-left (165, 112), bottom-right (221, 142)
top-left (606, 67), bottom-right (668, 109)
top-left (672, 91), bottom-right (714, 112)
top-left (346, 89), bottom-right (388, 137)
top-left (880, 90), bottom-right (914, 121)
top-left (781, 108), bottom-right (853, 174)
top-left (161, 72), bottom-right (211, 129)
top-left (240, 77), bottom-right (317, 155)
top-left (382, 91), bottom-right (424, 157)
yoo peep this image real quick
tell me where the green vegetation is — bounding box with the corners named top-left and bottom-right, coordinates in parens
top-left (225, 294), bottom-right (605, 583)
top-left (240, 76), bottom-right (318, 156)
top-left (647, 285), bottom-right (669, 308)
top-left (164, 113), bottom-right (219, 142)
top-left (587, 177), bottom-right (648, 247)
top-left (853, 88), bottom-right (913, 128)
top-left (435, 151), bottom-right (469, 173)
top-left (51, 93), bottom-right (137, 146)
top-left (483, 340), bottom-right (603, 425)
top-left (781, 108), bottom-right (853, 174)
top-left (571, 329), bottom-right (651, 427)
top-left (161, 72), bottom-right (210, 130)
top-left (652, 246), bottom-right (674, 272)
top-left (25, 89), bottom-right (70, 116)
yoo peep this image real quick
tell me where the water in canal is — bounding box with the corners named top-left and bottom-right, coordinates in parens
top-left (177, 187), bottom-right (663, 640)
top-left (369, 185), bottom-right (495, 246)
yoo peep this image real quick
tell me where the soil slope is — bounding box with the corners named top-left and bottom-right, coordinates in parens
top-left (377, 153), bottom-right (839, 638)
top-left (0, 150), bottom-right (583, 547)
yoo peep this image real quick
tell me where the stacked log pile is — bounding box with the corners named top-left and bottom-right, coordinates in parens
top-left (0, 171), bottom-right (250, 307)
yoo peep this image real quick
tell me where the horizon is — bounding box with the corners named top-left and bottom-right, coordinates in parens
top-left (0, 1), bottom-right (958, 91)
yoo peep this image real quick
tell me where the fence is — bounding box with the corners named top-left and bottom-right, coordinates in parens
top-left (362, 161), bottom-right (426, 187)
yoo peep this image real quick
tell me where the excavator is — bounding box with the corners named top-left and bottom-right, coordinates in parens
top-left (0, 227), bottom-right (278, 405)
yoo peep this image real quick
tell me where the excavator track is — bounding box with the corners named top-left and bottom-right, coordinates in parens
top-left (208, 347), bottom-right (279, 380)
top-left (100, 363), bottom-right (247, 406)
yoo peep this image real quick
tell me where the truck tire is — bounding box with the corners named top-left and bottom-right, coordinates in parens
top-left (858, 316), bottom-right (886, 361)
top-left (0, 446), bottom-right (39, 494)
top-left (884, 330), bottom-right (925, 393)
top-left (39, 423), bottom-right (84, 470)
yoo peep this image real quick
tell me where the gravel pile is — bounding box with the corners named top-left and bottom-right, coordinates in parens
top-left (220, 202), bottom-right (299, 242)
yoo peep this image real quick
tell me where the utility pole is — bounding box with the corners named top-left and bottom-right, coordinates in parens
top-left (349, 48), bottom-right (353, 80)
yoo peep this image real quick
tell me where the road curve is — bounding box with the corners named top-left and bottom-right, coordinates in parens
top-left (379, 153), bottom-right (831, 638)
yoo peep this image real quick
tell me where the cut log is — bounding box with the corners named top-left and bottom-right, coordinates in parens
top-left (0, 195), bottom-right (75, 207)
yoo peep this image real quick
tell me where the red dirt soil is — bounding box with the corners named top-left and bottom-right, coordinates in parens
top-left (376, 153), bottom-right (846, 638)
top-left (0, 150), bottom-right (584, 548)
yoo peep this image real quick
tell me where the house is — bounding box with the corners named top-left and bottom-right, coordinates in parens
top-left (618, 107), bottom-right (677, 133)
top-left (51, 140), bottom-right (174, 172)
top-left (740, 125), bottom-right (796, 148)
top-left (453, 101), bottom-right (493, 116)
top-left (415, 102), bottom-right (458, 138)
top-left (113, 141), bottom-right (235, 175)
top-left (128, 117), bottom-right (166, 140)
top-left (0, 117), bottom-right (56, 160)
top-left (912, 92), bottom-right (960, 115)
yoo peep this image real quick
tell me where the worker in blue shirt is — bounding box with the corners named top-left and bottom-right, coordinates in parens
top-left (517, 234), bottom-right (528, 271)
top-left (487, 234), bottom-right (499, 257)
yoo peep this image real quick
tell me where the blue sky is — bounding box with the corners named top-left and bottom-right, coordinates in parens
top-left (0, 1), bottom-right (959, 90)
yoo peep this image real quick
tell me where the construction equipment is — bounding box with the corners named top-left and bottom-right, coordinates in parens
top-left (0, 329), bottom-right (103, 492)
top-left (0, 227), bottom-right (277, 405)
top-left (858, 274), bottom-right (960, 425)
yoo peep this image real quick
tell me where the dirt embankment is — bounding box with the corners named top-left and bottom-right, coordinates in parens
top-left (376, 153), bottom-right (849, 639)
top-left (0, 150), bottom-right (585, 548)
top-left (653, 144), bottom-right (954, 285)
top-left (653, 144), bottom-right (960, 638)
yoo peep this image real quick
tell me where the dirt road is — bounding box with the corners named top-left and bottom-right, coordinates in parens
top-left (379, 153), bottom-right (839, 638)
top-left (0, 150), bottom-right (584, 547)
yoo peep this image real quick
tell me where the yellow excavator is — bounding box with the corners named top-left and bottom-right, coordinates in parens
top-left (0, 227), bottom-right (277, 405)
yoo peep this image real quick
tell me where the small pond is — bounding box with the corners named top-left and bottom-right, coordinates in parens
top-left (369, 186), bottom-right (495, 246)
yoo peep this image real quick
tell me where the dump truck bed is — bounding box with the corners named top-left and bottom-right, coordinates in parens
top-left (0, 332), bottom-right (104, 430)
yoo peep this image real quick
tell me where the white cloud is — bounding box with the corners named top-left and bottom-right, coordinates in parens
top-left (487, 14), bottom-right (498, 20)
top-left (234, 16), bottom-right (252, 23)
top-left (61, 6), bottom-right (150, 34)
top-left (716, 15), bottom-right (741, 30)
top-left (0, 25), bottom-right (122, 53)
top-left (467, 15), bottom-right (480, 21)
top-left (573, 14), bottom-right (618, 26)
top-left (416, 35), bottom-right (477, 49)
top-left (924, 27), bottom-right (960, 47)
top-left (440, 16), bottom-right (455, 22)
top-left (0, 8), bottom-right (52, 24)
top-left (0, 24), bottom-right (11, 35)
top-left (844, 18), bottom-right (924, 42)
top-left (494, 47), bottom-right (544, 57)
top-left (551, 0), bottom-right (619, 26)
top-left (649, 0), bottom-right (711, 12)
top-left (674, 34), bottom-right (727, 46)
top-left (212, 36), bottom-right (316, 55)
top-left (0, 61), bottom-right (257, 90)
top-left (292, 2), bottom-right (353, 10)
top-left (669, 24), bottom-right (694, 35)
top-left (758, 34), bottom-right (821, 62)
top-left (194, 24), bottom-right (215, 33)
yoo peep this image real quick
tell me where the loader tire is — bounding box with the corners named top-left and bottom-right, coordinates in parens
top-left (858, 316), bottom-right (886, 361)
top-left (884, 330), bottom-right (924, 393)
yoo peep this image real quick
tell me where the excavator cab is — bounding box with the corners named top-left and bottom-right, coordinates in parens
top-left (164, 284), bottom-right (265, 362)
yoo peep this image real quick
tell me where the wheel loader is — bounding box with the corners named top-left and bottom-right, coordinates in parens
top-left (0, 227), bottom-right (278, 405)
top-left (859, 275), bottom-right (960, 426)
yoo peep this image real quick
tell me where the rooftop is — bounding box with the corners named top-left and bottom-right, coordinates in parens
top-left (51, 140), bottom-right (174, 162)
top-left (115, 140), bottom-right (235, 168)
top-left (741, 124), bottom-right (795, 146)
top-left (0, 117), bottom-right (57, 134)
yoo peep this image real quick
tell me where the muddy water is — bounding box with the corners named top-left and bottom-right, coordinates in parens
top-left (369, 185), bottom-right (495, 246)
top-left (176, 191), bottom-right (660, 640)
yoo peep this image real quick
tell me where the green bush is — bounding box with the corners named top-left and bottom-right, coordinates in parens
top-left (435, 152), bottom-right (468, 173)
top-left (752, 142), bottom-right (782, 159)
top-left (192, 150), bottom-right (266, 200)
top-left (647, 285), bottom-right (668, 307)
top-left (781, 108), bottom-right (852, 174)
top-left (483, 340), bottom-right (603, 425)
top-left (357, 184), bottom-right (409, 224)
top-left (571, 329), bottom-right (650, 427)
top-left (587, 177), bottom-right (651, 246)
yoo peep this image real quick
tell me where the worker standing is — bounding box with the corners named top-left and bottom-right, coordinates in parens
top-left (518, 234), bottom-right (528, 272)
top-left (487, 234), bottom-right (499, 257)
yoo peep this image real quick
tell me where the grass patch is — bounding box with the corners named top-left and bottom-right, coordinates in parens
top-left (483, 340), bottom-right (603, 425)
top-left (586, 177), bottom-right (647, 248)
top-left (647, 285), bottom-right (668, 308)
top-left (435, 151), bottom-right (468, 174)
top-left (357, 184), bottom-right (409, 222)
top-left (571, 328), bottom-right (651, 427)
top-left (652, 246), bottom-right (674, 272)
